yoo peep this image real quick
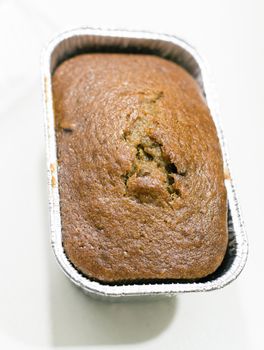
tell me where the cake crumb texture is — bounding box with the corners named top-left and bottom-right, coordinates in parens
top-left (52, 53), bottom-right (228, 282)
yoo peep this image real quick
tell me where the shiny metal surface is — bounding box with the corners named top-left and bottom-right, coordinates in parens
top-left (42, 27), bottom-right (248, 299)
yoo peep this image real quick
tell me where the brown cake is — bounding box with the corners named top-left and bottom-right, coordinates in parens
top-left (52, 53), bottom-right (228, 283)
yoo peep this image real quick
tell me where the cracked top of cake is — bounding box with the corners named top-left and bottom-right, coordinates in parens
top-left (52, 53), bottom-right (228, 283)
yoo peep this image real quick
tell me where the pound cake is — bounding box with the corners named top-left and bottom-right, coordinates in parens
top-left (52, 53), bottom-right (228, 283)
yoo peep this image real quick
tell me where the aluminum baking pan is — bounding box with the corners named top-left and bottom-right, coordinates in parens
top-left (42, 27), bottom-right (248, 299)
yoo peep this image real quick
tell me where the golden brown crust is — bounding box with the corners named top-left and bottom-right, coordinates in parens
top-left (52, 53), bottom-right (228, 282)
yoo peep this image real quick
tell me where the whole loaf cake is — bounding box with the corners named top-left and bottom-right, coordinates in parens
top-left (52, 53), bottom-right (228, 283)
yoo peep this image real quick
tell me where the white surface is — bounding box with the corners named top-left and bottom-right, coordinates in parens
top-left (0, 0), bottom-right (262, 349)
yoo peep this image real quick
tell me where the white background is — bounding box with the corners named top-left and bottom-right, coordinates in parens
top-left (0, 0), bottom-right (263, 349)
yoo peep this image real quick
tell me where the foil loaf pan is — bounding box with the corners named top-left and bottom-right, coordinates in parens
top-left (42, 27), bottom-right (248, 299)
